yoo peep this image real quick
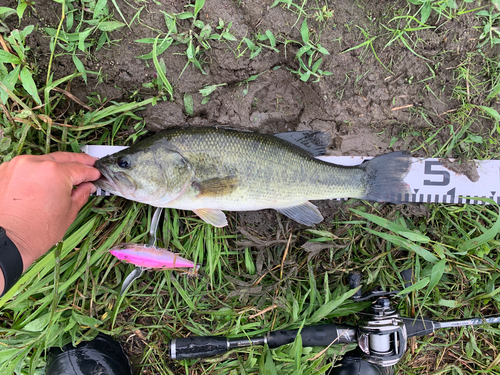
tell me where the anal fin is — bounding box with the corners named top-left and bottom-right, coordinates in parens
top-left (194, 208), bottom-right (228, 227)
top-left (276, 202), bottom-right (323, 226)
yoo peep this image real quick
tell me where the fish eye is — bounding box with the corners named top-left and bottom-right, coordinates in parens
top-left (117, 156), bottom-right (131, 169)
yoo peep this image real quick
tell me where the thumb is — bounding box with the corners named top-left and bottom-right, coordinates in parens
top-left (71, 182), bottom-right (96, 213)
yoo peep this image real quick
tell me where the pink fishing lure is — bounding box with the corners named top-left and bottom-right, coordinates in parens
top-left (109, 243), bottom-right (198, 270)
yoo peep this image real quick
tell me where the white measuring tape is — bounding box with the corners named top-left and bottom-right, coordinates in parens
top-left (82, 145), bottom-right (500, 205)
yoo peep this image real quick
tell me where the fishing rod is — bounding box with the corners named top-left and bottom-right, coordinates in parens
top-left (168, 272), bottom-right (500, 374)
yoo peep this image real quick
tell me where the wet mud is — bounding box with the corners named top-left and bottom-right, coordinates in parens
top-left (5, 0), bottom-right (498, 158)
top-left (440, 157), bottom-right (480, 182)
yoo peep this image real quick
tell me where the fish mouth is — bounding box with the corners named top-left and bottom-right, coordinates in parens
top-left (94, 175), bottom-right (120, 195)
top-left (95, 161), bottom-right (136, 196)
top-left (94, 164), bottom-right (120, 195)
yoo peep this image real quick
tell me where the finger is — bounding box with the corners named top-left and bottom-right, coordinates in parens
top-left (39, 152), bottom-right (98, 166)
top-left (57, 162), bottom-right (102, 186)
top-left (71, 182), bottom-right (97, 212)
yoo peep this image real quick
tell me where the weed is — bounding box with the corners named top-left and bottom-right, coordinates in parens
top-left (475, 4), bottom-right (500, 48)
top-left (0, 26), bottom-right (40, 106)
top-left (184, 93), bottom-right (194, 115)
top-left (137, 3), bottom-right (237, 97)
top-left (287, 18), bottom-right (333, 82)
top-left (44, 0), bottom-right (126, 83)
top-left (199, 83), bottom-right (227, 104)
top-left (340, 25), bottom-right (393, 74)
top-left (239, 72), bottom-right (265, 96)
top-left (382, 15), bottom-right (435, 61)
top-left (271, 0), bottom-right (309, 28)
top-left (407, 0), bottom-right (479, 24)
top-left (240, 22), bottom-right (332, 82)
top-left (314, 5), bottom-right (334, 22)
top-left (241, 30), bottom-right (280, 60)
top-left (0, 7), bottom-right (16, 33)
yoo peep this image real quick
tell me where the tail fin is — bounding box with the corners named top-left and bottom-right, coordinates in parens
top-left (360, 151), bottom-right (411, 204)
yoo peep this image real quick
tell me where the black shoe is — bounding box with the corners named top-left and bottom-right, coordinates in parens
top-left (45, 333), bottom-right (132, 375)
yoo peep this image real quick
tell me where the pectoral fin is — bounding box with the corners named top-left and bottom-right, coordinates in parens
top-left (276, 202), bottom-right (323, 226)
top-left (194, 208), bottom-right (228, 227)
top-left (193, 176), bottom-right (239, 197)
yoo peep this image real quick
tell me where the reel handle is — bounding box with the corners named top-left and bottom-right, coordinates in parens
top-left (347, 271), bottom-right (363, 298)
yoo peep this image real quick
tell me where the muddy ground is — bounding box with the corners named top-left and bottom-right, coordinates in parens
top-left (3, 0), bottom-right (500, 373)
top-left (7, 0), bottom-right (498, 151)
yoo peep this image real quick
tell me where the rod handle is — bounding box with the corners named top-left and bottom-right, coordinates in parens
top-left (267, 324), bottom-right (356, 348)
top-left (170, 336), bottom-right (228, 360)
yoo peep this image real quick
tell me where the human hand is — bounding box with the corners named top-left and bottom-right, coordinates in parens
top-left (0, 152), bottom-right (100, 276)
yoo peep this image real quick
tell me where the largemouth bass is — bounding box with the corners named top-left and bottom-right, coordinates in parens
top-left (95, 127), bottom-right (411, 227)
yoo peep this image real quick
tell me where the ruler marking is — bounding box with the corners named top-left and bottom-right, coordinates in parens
top-left (447, 188), bottom-right (455, 204)
top-left (434, 194), bottom-right (439, 203)
top-left (423, 161), bottom-right (451, 186)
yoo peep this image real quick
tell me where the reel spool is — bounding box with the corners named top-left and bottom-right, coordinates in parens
top-left (357, 297), bottom-right (408, 367)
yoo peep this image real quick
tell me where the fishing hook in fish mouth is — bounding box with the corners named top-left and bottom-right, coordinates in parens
top-left (119, 206), bottom-right (164, 296)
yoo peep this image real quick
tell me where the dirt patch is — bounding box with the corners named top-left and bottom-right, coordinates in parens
top-left (440, 158), bottom-right (480, 182)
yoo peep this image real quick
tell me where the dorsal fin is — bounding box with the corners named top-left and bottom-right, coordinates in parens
top-left (273, 131), bottom-right (331, 156)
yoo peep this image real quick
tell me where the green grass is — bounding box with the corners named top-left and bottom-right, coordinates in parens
top-left (0, 0), bottom-right (500, 374)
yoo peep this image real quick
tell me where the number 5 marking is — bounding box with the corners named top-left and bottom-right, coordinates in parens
top-left (423, 161), bottom-right (450, 186)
